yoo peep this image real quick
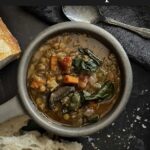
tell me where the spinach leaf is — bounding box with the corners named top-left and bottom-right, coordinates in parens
top-left (81, 59), bottom-right (99, 72)
top-left (78, 48), bottom-right (102, 66)
top-left (73, 57), bottom-right (99, 73)
top-left (83, 81), bottom-right (115, 101)
top-left (73, 48), bottom-right (102, 74)
top-left (73, 57), bottom-right (82, 73)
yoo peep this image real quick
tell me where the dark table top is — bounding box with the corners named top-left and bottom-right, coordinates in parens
top-left (0, 6), bottom-right (150, 150)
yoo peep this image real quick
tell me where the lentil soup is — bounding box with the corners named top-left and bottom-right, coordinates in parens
top-left (27, 33), bottom-right (121, 127)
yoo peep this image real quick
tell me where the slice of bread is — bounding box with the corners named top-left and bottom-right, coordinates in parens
top-left (0, 115), bottom-right (83, 150)
top-left (0, 18), bottom-right (21, 69)
top-left (0, 131), bottom-right (83, 150)
top-left (0, 115), bottom-right (30, 136)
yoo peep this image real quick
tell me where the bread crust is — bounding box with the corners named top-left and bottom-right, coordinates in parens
top-left (0, 115), bottom-right (83, 150)
top-left (0, 18), bottom-right (21, 61)
top-left (0, 115), bottom-right (30, 136)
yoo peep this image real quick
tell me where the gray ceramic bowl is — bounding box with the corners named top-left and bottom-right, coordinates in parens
top-left (18, 22), bottom-right (133, 137)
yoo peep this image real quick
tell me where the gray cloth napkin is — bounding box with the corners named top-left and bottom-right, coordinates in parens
top-left (24, 6), bottom-right (150, 69)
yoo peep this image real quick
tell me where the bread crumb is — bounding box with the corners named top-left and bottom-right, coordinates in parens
top-left (142, 124), bottom-right (147, 129)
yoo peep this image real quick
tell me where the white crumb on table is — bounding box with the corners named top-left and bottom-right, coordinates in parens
top-left (136, 115), bottom-right (141, 121)
top-left (144, 119), bottom-right (148, 122)
top-left (117, 136), bottom-right (120, 139)
top-left (130, 123), bottom-right (133, 128)
top-left (107, 135), bottom-right (111, 138)
top-left (112, 122), bottom-right (115, 126)
top-left (142, 124), bottom-right (147, 129)
top-left (122, 129), bottom-right (126, 132)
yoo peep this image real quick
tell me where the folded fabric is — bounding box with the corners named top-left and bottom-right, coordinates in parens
top-left (24, 6), bottom-right (150, 69)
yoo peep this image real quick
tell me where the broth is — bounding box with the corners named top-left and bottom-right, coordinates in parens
top-left (27, 33), bottom-right (121, 127)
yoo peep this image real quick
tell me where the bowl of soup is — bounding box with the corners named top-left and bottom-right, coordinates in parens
top-left (18, 22), bottom-right (132, 136)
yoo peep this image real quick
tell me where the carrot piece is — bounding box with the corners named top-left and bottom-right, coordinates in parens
top-left (63, 75), bottom-right (79, 84)
top-left (59, 56), bottom-right (72, 70)
top-left (30, 81), bottom-right (40, 89)
top-left (50, 55), bottom-right (58, 71)
top-left (30, 76), bottom-right (46, 89)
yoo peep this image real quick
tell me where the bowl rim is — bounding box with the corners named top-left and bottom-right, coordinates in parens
top-left (18, 21), bottom-right (133, 137)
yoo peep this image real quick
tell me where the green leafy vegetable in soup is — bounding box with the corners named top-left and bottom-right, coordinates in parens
top-left (27, 33), bottom-right (121, 127)
top-left (83, 81), bottom-right (115, 101)
top-left (78, 48), bottom-right (102, 66)
top-left (73, 57), bottom-right (99, 73)
top-left (73, 48), bottom-right (101, 74)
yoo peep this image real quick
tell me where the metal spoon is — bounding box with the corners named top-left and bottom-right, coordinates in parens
top-left (62, 6), bottom-right (150, 39)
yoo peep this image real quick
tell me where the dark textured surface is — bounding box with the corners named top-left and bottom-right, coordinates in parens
top-left (0, 7), bottom-right (47, 104)
top-left (24, 6), bottom-right (65, 23)
top-left (26, 6), bottom-right (150, 69)
top-left (0, 6), bottom-right (150, 150)
top-left (98, 6), bottom-right (150, 69)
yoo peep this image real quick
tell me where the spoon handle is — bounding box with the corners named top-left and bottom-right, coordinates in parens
top-left (104, 17), bottom-right (150, 39)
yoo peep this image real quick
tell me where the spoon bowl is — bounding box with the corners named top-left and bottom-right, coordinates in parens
top-left (62, 6), bottom-right (100, 24)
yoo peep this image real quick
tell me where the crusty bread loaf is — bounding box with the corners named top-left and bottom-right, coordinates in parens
top-left (0, 115), bottom-right (83, 150)
top-left (0, 115), bottom-right (30, 136)
top-left (0, 131), bottom-right (82, 150)
top-left (0, 18), bottom-right (21, 69)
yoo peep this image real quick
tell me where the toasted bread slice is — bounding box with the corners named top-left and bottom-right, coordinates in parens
top-left (0, 18), bottom-right (21, 69)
